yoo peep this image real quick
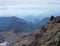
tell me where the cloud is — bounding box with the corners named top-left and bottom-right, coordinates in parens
top-left (0, 0), bottom-right (59, 17)
top-left (0, 0), bottom-right (59, 5)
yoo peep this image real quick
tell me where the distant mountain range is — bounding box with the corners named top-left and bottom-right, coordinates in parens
top-left (0, 16), bottom-right (50, 33)
top-left (0, 16), bottom-right (36, 32)
top-left (23, 15), bottom-right (50, 28)
top-left (23, 15), bottom-right (41, 24)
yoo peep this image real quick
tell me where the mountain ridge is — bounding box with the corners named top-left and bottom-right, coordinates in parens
top-left (0, 16), bottom-right (37, 32)
top-left (29, 16), bottom-right (60, 46)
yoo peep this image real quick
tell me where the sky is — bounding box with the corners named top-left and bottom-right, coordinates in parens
top-left (0, 0), bottom-right (60, 17)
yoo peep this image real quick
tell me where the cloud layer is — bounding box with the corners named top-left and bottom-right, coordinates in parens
top-left (0, 0), bottom-right (60, 5)
top-left (0, 0), bottom-right (60, 17)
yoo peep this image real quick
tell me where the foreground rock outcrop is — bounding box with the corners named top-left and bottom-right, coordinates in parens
top-left (29, 16), bottom-right (60, 46)
top-left (10, 16), bottom-right (60, 46)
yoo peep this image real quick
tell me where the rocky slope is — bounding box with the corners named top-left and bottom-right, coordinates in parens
top-left (10, 16), bottom-right (60, 46)
top-left (29, 16), bottom-right (60, 46)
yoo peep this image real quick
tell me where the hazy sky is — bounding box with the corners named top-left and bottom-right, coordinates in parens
top-left (0, 0), bottom-right (60, 17)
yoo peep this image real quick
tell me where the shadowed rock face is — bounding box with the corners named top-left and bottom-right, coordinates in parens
top-left (55, 16), bottom-right (60, 23)
top-left (50, 16), bottom-right (55, 21)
